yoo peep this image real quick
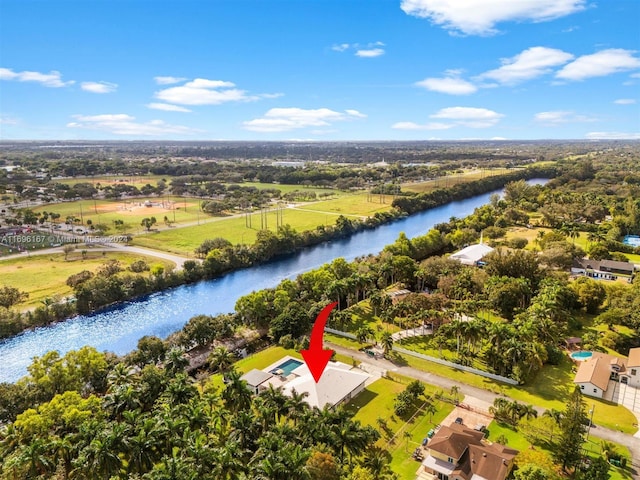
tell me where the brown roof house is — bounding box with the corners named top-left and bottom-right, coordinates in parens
top-left (572, 349), bottom-right (640, 399)
top-left (417, 423), bottom-right (518, 480)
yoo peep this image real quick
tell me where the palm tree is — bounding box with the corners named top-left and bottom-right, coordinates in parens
top-left (449, 385), bottom-right (460, 403)
top-left (356, 325), bottom-right (374, 344)
top-left (286, 389), bottom-right (309, 425)
top-left (543, 408), bottom-right (563, 425)
top-left (519, 404), bottom-right (538, 422)
top-left (600, 440), bottom-right (617, 461)
top-left (222, 368), bottom-right (252, 413)
top-left (424, 402), bottom-right (437, 423)
top-left (361, 446), bottom-right (392, 479)
top-left (208, 346), bottom-right (235, 374)
top-left (164, 347), bottom-right (188, 375)
top-left (379, 331), bottom-right (394, 355)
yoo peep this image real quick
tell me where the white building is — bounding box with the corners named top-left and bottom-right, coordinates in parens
top-left (241, 356), bottom-right (372, 410)
top-left (449, 243), bottom-right (494, 266)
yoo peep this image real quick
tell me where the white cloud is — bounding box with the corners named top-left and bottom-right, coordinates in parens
top-left (393, 106), bottom-right (503, 131)
top-left (415, 76), bottom-right (477, 95)
top-left (243, 108), bottom-right (365, 132)
top-left (0, 67), bottom-right (74, 87)
top-left (67, 114), bottom-right (197, 136)
top-left (81, 81), bottom-right (118, 94)
top-left (332, 43), bottom-right (350, 52)
top-left (534, 110), bottom-right (595, 125)
top-left (477, 47), bottom-right (574, 84)
top-left (332, 42), bottom-right (386, 57)
top-left (355, 48), bottom-right (385, 58)
top-left (585, 131), bottom-right (640, 140)
top-left (430, 106), bottom-right (504, 127)
top-left (400, 0), bottom-right (586, 35)
top-left (154, 76), bottom-right (188, 85)
top-left (155, 78), bottom-right (277, 106)
top-left (556, 49), bottom-right (640, 81)
top-left (147, 103), bottom-right (192, 112)
top-left (614, 98), bottom-right (637, 105)
top-left (392, 121), bottom-right (454, 130)
top-left (0, 115), bottom-right (19, 125)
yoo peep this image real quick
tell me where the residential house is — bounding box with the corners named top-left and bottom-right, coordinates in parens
top-left (241, 356), bottom-right (371, 410)
top-left (572, 349), bottom-right (640, 398)
top-left (626, 348), bottom-right (640, 388)
top-left (449, 243), bottom-right (494, 267)
top-left (418, 423), bottom-right (518, 480)
top-left (571, 258), bottom-right (635, 281)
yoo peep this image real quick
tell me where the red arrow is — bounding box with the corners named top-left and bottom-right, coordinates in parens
top-left (301, 302), bottom-right (338, 383)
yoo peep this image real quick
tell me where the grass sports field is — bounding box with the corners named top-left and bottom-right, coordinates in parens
top-left (55, 175), bottom-right (169, 187)
top-left (292, 192), bottom-right (393, 217)
top-left (130, 207), bottom-right (335, 254)
top-left (33, 197), bottom-right (204, 231)
top-left (0, 251), bottom-right (175, 309)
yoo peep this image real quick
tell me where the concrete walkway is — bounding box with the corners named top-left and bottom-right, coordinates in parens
top-left (327, 341), bottom-right (640, 471)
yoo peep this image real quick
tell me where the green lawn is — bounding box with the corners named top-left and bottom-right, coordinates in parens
top-left (131, 207), bottom-right (333, 255)
top-left (294, 192), bottom-right (393, 217)
top-left (487, 421), bottom-right (633, 480)
top-left (0, 251), bottom-right (175, 309)
top-left (230, 182), bottom-right (343, 197)
top-left (402, 168), bottom-right (513, 194)
top-left (343, 374), bottom-right (455, 479)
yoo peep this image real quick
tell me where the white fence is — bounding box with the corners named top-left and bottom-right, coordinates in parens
top-left (392, 346), bottom-right (518, 385)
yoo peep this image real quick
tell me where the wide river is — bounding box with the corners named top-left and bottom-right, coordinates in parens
top-left (0, 180), bottom-right (547, 382)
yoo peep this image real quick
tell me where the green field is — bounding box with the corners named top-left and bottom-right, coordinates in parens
top-left (131, 207), bottom-right (337, 255)
top-left (487, 421), bottom-right (633, 480)
top-left (0, 251), bottom-right (175, 309)
top-left (294, 192), bottom-right (394, 217)
top-left (402, 168), bottom-right (513, 194)
top-left (33, 197), bottom-right (205, 232)
top-left (343, 374), bottom-right (454, 478)
top-left (230, 181), bottom-right (343, 197)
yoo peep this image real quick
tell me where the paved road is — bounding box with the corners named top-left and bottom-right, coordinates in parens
top-left (328, 341), bottom-right (640, 470)
top-left (0, 243), bottom-right (193, 269)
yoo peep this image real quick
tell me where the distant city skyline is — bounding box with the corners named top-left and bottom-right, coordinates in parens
top-left (1, 0), bottom-right (639, 141)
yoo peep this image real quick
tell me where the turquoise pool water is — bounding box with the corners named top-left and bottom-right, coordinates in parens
top-left (271, 358), bottom-right (303, 376)
top-left (571, 351), bottom-right (593, 361)
top-left (623, 235), bottom-right (640, 247)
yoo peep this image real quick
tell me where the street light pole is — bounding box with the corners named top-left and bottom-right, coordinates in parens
top-left (585, 406), bottom-right (595, 442)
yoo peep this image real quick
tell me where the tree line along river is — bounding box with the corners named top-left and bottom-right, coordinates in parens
top-left (0, 180), bottom-right (547, 383)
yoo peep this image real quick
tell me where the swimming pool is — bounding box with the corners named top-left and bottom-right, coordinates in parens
top-left (271, 358), bottom-right (303, 376)
top-left (570, 351), bottom-right (593, 361)
top-left (623, 235), bottom-right (640, 248)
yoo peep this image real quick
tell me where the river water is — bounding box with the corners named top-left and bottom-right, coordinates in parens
top-left (0, 180), bottom-right (547, 382)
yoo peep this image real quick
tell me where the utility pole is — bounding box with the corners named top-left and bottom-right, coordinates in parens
top-left (585, 405), bottom-right (595, 442)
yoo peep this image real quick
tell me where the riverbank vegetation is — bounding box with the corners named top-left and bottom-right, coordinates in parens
top-left (1, 142), bottom-right (640, 478)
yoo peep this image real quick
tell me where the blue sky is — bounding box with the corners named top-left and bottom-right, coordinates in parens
top-left (1, 0), bottom-right (639, 141)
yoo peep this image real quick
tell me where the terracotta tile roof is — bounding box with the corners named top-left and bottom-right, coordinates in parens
top-left (573, 354), bottom-right (613, 391)
top-left (428, 423), bottom-right (484, 460)
top-left (426, 423), bottom-right (518, 480)
top-left (628, 348), bottom-right (640, 368)
top-left (469, 444), bottom-right (518, 480)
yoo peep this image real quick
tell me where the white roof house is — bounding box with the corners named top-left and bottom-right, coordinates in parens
top-left (241, 356), bottom-right (372, 410)
top-left (282, 362), bottom-right (370, 410)
top-left (450, 243), bottom-right (494, 266)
